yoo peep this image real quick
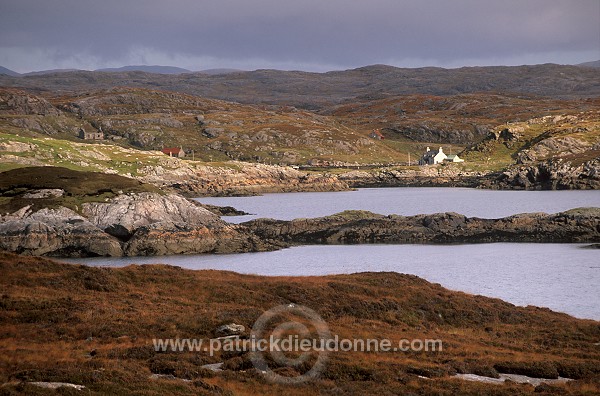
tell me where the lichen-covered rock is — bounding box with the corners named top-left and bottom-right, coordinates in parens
top-left (82, 192), bottom-right (223, 237)
top-left (0, 206), bottom-right (123, 257)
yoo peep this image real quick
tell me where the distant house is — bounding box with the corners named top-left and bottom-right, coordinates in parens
top-left (369, 129), bottom-right (385, 140)
top-left (162, 147), bottom-right (185, 158)
top-left (419, 147), bottom-right (447, 165)
top-left (445, 154), bottom-right (464, 163)
top-left (78, 127), bottom-right (103, 140)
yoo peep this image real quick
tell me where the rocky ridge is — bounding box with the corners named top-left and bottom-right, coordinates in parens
top-left (244, 209), bottom-right (600, 245)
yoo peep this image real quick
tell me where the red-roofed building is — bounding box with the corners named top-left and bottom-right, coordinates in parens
top-left (161, 147), bottom-right (185, 158)
top-left (369, 129), bottom-right (385, 140)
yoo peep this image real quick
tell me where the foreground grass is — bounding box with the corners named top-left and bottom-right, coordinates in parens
top-left (0, 251), bottom-right (599, 395)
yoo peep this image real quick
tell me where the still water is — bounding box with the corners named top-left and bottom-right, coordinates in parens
top-left (196, 187), bottom-right (600, 222)
top-left (65, 243), bottom-right (599, 319)
top-left (66, 188), bottom-right (600, 319)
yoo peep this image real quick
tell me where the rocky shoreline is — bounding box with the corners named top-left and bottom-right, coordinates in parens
top-left (0, 192), bottom-right (277, 257)
top-left (1, 166), bottom-right (599, 258)
top-left (173, 159), bottom-right (600, 197)
top-left (138, 160), bottom-right (349, 197)
top-left (334, 159), bottom-right (600, 191)
top-left (2, 198), bottom-right (599, 257)
top-left (244, 208), bottom-right (600, 246)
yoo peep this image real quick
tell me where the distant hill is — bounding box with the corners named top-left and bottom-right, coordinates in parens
top-left (199, 68), bottom-right (245, 75)
top-left (0, 66), bottom-right (20, 77)
top-left (95, 65), bottom-right (191, 74)
top-left (1, 63), bottom-right (599, 108)
top-left (23, 69), bottom-right (82, 76)
top-left (577, 60), bottom-right (600, 68)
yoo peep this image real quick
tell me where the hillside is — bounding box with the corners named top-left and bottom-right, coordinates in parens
top-left (1, 252), bottom-right (599, 395)
top-left (325, 93), bottom-right (599, 159)
top-left (0, 87), bottom-right (401, 165)
top-left (1, 64), bottom-right (599, 110)
top-left (0, 133), bottom-right (350, 196)
top-left (0, 66), bottom-right (19, 77)
top-left (461, 110), bottom-right (600, 168)
top-left (577, 60), bottom-right (600, 68)
top-left (3, 86), bottom-right (599, 168)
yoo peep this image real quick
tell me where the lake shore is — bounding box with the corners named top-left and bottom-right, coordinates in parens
top-left (1, 251), bottom-right (599, 395)
top-left (1, 167), bottom-right (599, 258)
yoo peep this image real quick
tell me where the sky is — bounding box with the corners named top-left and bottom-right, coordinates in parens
top-left (0, 0), bottom-right (599, 73)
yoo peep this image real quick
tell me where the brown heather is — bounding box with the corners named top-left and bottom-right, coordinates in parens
top-left (0, 251), bottom-right (599, 395)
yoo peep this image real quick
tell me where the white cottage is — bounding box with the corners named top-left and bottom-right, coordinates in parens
top-left (419, 147), bottom-right (447, 165)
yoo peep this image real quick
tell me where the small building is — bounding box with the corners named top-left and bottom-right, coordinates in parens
top-left (445, 154), bottom-right (464, 163)
top-left (419, 147), bottom-right (447, 165)
top-left (161, 147), bottom-right (185, 158)
top-left (369, 129), bottom-right (385, 140)
top-left (78, 127), bottom-right (103, 140)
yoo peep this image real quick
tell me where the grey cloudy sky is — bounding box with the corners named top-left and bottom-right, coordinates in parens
top-left (0, 0), bottom-right (598, 73)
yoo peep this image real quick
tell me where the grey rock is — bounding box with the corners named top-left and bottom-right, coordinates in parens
top-left (200, 362), bottom-right (224, 372)
top-left (0, 206), bottom-right (123, 257)
top-left (149, 374), bottom-right (191, 382)
top-left (22, 189), bottom-right (64, 199)
top-left (215, 323), bottom-right (245, 336)
top-left (244, 208), bottom-right (600, 245)
top-left (29, 382), bottom-right (86, 391)
top-left (123, 221), bottom-right (270, 256)
top-left (487, 159), bottom-right (600, 190)
top-left (82, 192), bottom-right (222, 236)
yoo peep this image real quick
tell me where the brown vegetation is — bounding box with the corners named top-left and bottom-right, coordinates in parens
top-left (0, 251), bottom-right (598, 395)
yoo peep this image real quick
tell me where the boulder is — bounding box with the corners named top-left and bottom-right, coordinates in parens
top-left (82, 192), bottom-right (223, 237)
top-left (215, 323), bottom-right (246, 337)
top-left (0, 206), bottom-right (123, 257)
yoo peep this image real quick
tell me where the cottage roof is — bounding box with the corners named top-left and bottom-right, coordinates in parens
top-left (162, 147), bottom-right (182, 155)
top-left (370, 129), bottom-right (385, 138)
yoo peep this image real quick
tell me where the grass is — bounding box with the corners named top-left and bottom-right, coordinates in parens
top-left (0, 251), bottom-right (598, 395)
top-left (0, 166), bottom-right (161, 214)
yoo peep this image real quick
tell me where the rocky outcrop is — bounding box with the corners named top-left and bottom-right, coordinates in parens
top-left (0, 193), bottom-right (275, 257)
top-left (338, 167), bottom-right (487, 188)
top-left (482, 159), bottom-right (600, 190)
top-left (244, 208), bottom-right (600, 245)
top-left (0, 88), bottom-right (60, 116)
top-left (123, 222), bottom-right (271, 256)
top-left (139, 161), bottom-right (349, 196)
top-left (81, 192), bottom-right (222, 239)
top-left (516, 136), bottom-right (592, 164)
top-left (0, 206), bottom-right (123, 257)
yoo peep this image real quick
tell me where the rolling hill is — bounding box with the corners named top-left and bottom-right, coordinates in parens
top-left (0, 66), bottom-right (19, 77)
top-left (96, 65), bottom-right (192, 74)
top-left (1, 64), bottom-right (599, 110)
top-left (0, 87), bottom-right (402, 165)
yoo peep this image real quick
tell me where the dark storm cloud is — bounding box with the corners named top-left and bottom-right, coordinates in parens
top-left (0, 0), bottom-right (598, 72)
